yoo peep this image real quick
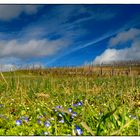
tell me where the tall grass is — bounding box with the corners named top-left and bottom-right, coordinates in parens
top-left (0, 69), bottom-right (139, 136)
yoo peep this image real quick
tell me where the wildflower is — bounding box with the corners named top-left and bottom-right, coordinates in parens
top-left (75, 125), bottom-right (83, 135)
top-left (24, 117), bottom-right (29, 122)
top-left (3, 115), bottom-right (8, 120)
top-left (44, 121), bottom-right (51, 128)
top-left (38, 115), bottom-right (43, 119)
top-left (73, 104), bottom-right (78, 107)
top-left (20, 116), bottom-right (25, 119)
top-left (0, 104), bottom-right (4, 107)
top-left (37, 119), bottom-right (42, 124)
top-left (16, 120), bottom-right (22, 126)
top-left (50, 117), bottom-right (54, 121)
top-left (58, 113), bottom-right (63, 117)
top-left (20, 116), bottom-right (29, 122)
top-left (54, 106), bottom-right (62, 112)
top-left (129, 114), bottom-right (137, 120)
top-left (132, 116), bottom-right (137, 120)
top-left (59, 119), bottom-right (65, 123)
top-left (77, 101), bottom-right (83, 106)
top-left (71, 112), bottom-right (77, 118)
top-left (56, 106), bottom-right (62, 109)
top-left (43, 131), bottom-right (49, 135)
top-left (68, 108), bottom-right (72, 113)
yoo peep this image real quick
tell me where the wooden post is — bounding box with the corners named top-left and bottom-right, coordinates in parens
top-left (129, 64), bottom-right (135, 87)
top-left (100, 63), bottom-right (102, 76)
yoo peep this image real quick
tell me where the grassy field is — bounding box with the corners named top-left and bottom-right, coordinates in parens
top-left (0, 69), bottom-right (140, 136)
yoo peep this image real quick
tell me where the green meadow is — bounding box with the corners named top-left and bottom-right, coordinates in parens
top-left (0, 69), bottom-right (140, 136)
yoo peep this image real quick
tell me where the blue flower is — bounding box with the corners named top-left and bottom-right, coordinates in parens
top-left (37, 119), bottom-right (42, 124)
top-left (16, 120), bottom-right (22, 126)
top-left (44, 121), bottom-right (51, 128)
top-left (38, 115), bottom-right (43, 119)
top-left (71, 112), bottom-right (77, 118)
top-left (68, 108), bottom-right (72, 113)
top-left (77, 101), bottom-right (83, 106)
top-left (20, 116), bottom-right (29, 122)
top-left (75, 125), bottom-right (83, 135)
top-left (59, 119), bottom-right (65, 123)
top-left (73, 104), bottom-right (78, 107)
top-left (24, 117), bottom-right (29, 122)
top-left (56, 106), bottom-right (62, 109)
top-left (54, 106), bottom-right (62, 112)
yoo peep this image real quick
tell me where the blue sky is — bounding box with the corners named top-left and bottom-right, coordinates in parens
top-left (0, 4), bottom-right (140, 69)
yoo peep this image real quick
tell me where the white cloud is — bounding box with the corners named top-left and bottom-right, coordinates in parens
top-left (0, 39), bottom-right (69, 59)
top-left (93, 28), bottom-right (140, 64)
top-left (109, 28), bottom-right (140, 47)
top-left (0, 5), bottom-right (41, 21)
top-left (94, 39), bottom-right (140, 64)
top-left (0, 64), bottom-right (15, 72)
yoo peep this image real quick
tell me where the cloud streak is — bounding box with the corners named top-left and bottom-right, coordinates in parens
top-left (0, 5), bottom-right (140, 67)
top-left (0, 5), bottom-right (117, 66)
top-left (0, 5), bottom-right (42, 21)
top-left (46, 25), bottom-right (135, 66)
